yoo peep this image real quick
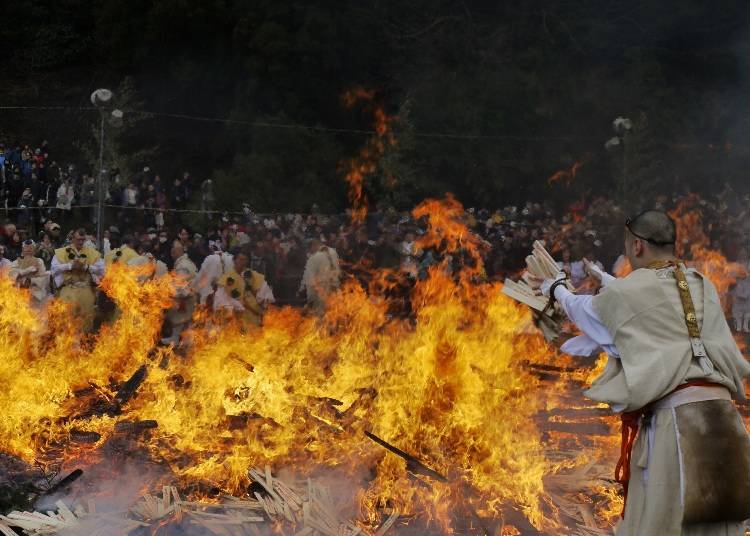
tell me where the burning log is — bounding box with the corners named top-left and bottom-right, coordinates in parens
top-left (364, 431), bottom-right (447, 483)
top-left (66, 365), bottom-right (150, 423)
top-left (228, 353), bottom-right (254, 372)
top-left (44, 469), bottom-right (83, 496)
top-left (112, 364), bottom-right (148, 409)
top-left (68, 430), bottom-right (101, 445)
top-left (113, 420), bottom-right (158, 434)
top-left (226, 412), bottom-right (281, 431)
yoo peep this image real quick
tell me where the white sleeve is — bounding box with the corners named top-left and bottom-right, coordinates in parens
top-left (553, 286), bottom-right (620, 357)
top-left (300, 257), bottom-right (313, 292)
top-left (50, 256), bottom-right (72, 287)
top-left (88, 257), bottom-right (105, 283)
top-left (213, 287), bottom-right (244, 311)
top-left (8, 261), bottom-right (20, 279)
top-left (256, 281), bottom-right (275, 304)
top-left (586, 263), bottom-right (616, 286)
top-left (34, 258), bottom-right (48, 277)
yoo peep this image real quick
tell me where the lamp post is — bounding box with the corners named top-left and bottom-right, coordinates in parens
top-left (91, 89), bottom-right (112, 250)
top-left (606, 116), bottom-right (633, 206)
top-left (90, 89), bottom-right (123, 250)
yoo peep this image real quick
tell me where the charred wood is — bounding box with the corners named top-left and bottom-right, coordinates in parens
top-left (69, 430), bottom-right (102, 444)
top-left (114, 420), bottom-right (158, 434)
top-left (113, 365), bottom-right (148, 409)
top-left (364, 431), bottom-right (447, 483)
top-left (43, 468), bottom-right (83, 496)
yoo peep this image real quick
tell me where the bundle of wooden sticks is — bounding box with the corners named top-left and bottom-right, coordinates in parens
top-left (502, 240), bottom-right (573, 313)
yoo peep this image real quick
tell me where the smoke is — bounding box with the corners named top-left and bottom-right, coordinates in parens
top-left (29, 444), bottom-right (375, 535)
top-left (33, 441), bottom-right (170, 535)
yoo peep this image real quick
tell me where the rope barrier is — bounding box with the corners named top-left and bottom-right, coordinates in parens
top-left (0, 202), bottom-right (346, 219)
top-left (0, 105), bottom-right (597, 142)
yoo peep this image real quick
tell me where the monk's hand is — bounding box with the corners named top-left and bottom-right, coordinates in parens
top-left (540, 271), bottom-right (567, 297)
top-left (583, 258), bottom-right (603, 282)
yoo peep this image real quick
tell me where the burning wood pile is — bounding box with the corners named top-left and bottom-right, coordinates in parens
top-left (3, 196), bottom-right (746, 535)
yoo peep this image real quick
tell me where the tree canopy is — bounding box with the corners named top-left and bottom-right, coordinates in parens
top-left (2, 0), bottom-right (749, 211)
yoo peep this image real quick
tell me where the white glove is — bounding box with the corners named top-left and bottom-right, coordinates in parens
top-left (583, 258), bottom-right (602, 280)
top-left (540, 272), bottom-right (567, 297)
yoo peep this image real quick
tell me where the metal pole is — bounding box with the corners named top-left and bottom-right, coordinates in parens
top-left (96, 114), bottom-right (105, 250)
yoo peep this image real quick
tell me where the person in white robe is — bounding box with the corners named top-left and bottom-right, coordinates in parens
top-left (162, 242), bottom-right (198, 345)
top-left (194, 247), bottom-right (234, 306)
top-left (299, 240), bottom-right (340, 315)
top-left (9, 239), bottom-right (49, 307)
top-left (535, 210), bottom-right (750, 536)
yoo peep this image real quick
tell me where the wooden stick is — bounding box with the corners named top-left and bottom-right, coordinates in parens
top-left (533, 250), bottom-right (558, 279)
top-left (374, 511), bottom-right (400, 536)
top-left (502, 281), bottom-right (549, 312)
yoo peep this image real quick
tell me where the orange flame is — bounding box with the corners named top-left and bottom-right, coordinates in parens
top-left (547, 155), bottom-right (590, 187)
top-left (0, 200), bottom-right (574, 533)
top-left (669, 194), bottom-right (747, 303)
top-left (340, 87), bottom-right (397, 224)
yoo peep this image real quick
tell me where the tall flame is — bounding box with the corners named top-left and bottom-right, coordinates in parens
top-left (669, 194), bottom-right (747, 302)
top-left (340, 87), bottom-right (397, 224)
top-left (0, 198), bottom-right (564, 533)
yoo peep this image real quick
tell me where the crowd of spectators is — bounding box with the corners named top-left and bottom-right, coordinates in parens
top-left (0, 140), bottom-right (213, 234)
top-left (1, 139), bottom-right (749, 331)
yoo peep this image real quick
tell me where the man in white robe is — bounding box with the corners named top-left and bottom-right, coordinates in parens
top-left (9, 239), bottom-right (49, 307)
top-left (536, 210), bottom-right (750, 535)
top-left (194, 247), bottom-right (234, 306)
top-left (162, 242), bottom-right (197, 345)
top-left (299, 240), bottom-right (340, 315)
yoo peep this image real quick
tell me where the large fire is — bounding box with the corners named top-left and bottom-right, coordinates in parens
top-left (0, 198), bottom-right (577, 534)
top-left (2, 194), bottom-right (745, 534)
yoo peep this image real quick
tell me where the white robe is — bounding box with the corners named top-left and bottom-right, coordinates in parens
top-left (556, 266), bottom-right (750, 535)
top-left (9, 256), bottom-right (48, 305)
top-left (194, 252), bottom-right (233, 304)
top-left (300, 247), bottom-right (340, 312)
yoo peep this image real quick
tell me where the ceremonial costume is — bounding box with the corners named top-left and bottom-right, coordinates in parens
top-left (126, 254), bottom-right (168, 283)
top-left (165, 254), bottom-right (197, 342)
top-left (9, 255), bottom-right (48, 306)
top-left (104, 245), bottom-right (138, 266)
top-left (195, 251), bottom-right (234, 305)
top-left (300, 246), bottom-right (340, 314)
top-left (555, 263), bottom-right (750, 535)
top-left (51, 245), bottom-right (104, 332)
top-left (214, 268), bottom-right (274, 325)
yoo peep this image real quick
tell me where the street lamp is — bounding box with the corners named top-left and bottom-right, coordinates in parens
top-left (90, 89), bottom-right (122, 250)
top-left (605, 116), bottom-right (632, 205)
